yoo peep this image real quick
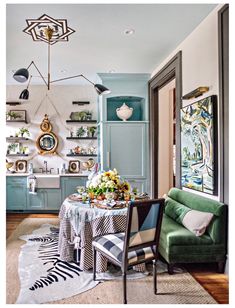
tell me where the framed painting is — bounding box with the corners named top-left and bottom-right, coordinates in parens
top-left (6, 110), bottom-right (27, 122)
top-left (181, 95), bottom-right (217, 195)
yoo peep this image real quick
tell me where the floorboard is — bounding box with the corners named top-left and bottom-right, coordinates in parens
top-left (6, 213), bottom-right (229, 304)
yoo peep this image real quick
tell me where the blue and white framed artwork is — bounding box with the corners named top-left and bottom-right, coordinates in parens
top-left (181, 95), bottom-right (217, 195)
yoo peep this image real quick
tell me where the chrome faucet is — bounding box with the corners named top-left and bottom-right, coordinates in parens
top-left (39, 160), bottom-right (54, 174)
top-left (44, 160), bottom-right (49, 174)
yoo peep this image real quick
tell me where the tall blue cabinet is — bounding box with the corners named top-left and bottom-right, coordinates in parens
top-left (98, 73), bottom-right (150, 193)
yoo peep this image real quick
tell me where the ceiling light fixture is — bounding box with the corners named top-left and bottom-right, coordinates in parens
top-left (124, 28), bottom-right (135, 35)
top-left (13, 14), bottom-right (111, 99)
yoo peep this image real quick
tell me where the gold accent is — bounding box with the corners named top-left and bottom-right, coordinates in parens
top-left (36, 114), bottom-right (58, 155)
top-left (40, 114), bottom-right (52, 132)
top-left (182, 87), bottom-right (209, 100)
top-left (44, 26), bottom-right (54, 41)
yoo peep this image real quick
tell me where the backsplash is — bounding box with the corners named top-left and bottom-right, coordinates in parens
top-left (6, 85), bottom-right (98, 173)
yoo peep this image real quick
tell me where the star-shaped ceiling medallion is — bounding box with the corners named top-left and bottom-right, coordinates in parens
top-left (23, 14), bottom-right (75, 45)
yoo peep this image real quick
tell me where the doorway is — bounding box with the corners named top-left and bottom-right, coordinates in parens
top-left (149, 51), bottom-right (182, 198)
top-left (158, 79), bottom-right (176, 196)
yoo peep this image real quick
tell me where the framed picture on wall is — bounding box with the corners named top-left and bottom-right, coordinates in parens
top-left (6, 110), bottom-right (27, 122)
top-left (68, 160), bottom-right (80, 173)
top-left (181, 95), bottom-right (217, 195)
top-left (15, 160), bottom-right (28, 173)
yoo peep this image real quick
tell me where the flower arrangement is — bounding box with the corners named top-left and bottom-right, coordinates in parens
top-left (87, 168), bottom-right (130, 200)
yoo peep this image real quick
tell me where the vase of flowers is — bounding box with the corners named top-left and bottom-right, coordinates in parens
top-left (87, 168), bottom-right (130, 200)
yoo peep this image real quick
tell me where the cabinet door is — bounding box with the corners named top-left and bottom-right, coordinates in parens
top-left (27, 189), bottom-right (46, 210)
top-left (6, 177), bottom-right (27, 210)
top-left (105, 123), bottom-right (147, 178)
top-left (61, 177), bottom-right (87, 201)
top-left (45, 189), bottom-right (61, 210)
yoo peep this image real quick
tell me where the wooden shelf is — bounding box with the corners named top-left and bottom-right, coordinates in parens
top-left (66, 120), bottom-right (97, 123)
top-left (6, 101), bottom-right (21, 106)
top-left (72, 101), bottom-right (90, 105)
top-left (6, 137), bottom-right (29, 142)
top-left (6, 154), bottom-right (29, 157)
top-left (66, 154), bottom-right (97, 157)
top-left (66, 137), bottom-right (97, 140)
top-left (6, 120), bottom-right (28, 124)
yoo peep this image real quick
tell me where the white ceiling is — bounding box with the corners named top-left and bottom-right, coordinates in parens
top-left (6, 3), bottom-right (217, 85)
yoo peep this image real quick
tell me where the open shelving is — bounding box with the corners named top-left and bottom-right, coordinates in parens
top-left (66, 120), bottom-right (97, 123)
top-left (6, 137), bottom-right (29, 142)
top-left (66, 137), bottom-right (97, 140)
top-left (6, 154), bottom-right (29, 157)
top-left (6, 120), bottom-right (28, 124)
top-left (66, 154), bottom-right (97, 157)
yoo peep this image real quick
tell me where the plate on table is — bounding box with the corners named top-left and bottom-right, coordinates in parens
top-left (68, 194), bottom-right (83, 201)
top-left (135, 193), bottom-right (150, 200)
top-left (91, 200), bottom-right (128, 210)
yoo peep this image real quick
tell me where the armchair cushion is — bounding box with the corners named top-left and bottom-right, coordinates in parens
top-left (93, 233), bottom-right (155, 265)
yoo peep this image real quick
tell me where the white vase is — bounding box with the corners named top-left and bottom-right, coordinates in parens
top-left (116, 103), bottom-right (133, 121)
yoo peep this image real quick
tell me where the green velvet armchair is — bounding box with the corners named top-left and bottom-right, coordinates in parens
top-left (159, 188), bottom-right (227, 274)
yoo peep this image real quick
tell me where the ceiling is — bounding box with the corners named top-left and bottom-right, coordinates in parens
top-left (6, 3), bottom-right (217, 85)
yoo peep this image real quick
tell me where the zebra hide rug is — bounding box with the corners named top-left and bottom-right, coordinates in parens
top-left (16, 223), bottom-right (149, 304)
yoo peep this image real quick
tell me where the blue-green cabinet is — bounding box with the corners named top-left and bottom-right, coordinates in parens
top-left (100, 122), bottom-right (148, 192)
top-left (101, 122), bottom-right (147, 177)
top-left (98, 73), bottom-right (150, 193)
top-left (27, 190), bottom-right (45, 210)
top-left (6, 176), bottom-right (87, 212)
top-left (6, 176), bottom-right (27, 210)
top-left (61, 176), bottom-right (87, 201)
top-left (27, 189), bottom-right (61, 210)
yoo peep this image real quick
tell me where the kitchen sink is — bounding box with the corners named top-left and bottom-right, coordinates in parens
top-left (34, 174), bottom-right (60, 188)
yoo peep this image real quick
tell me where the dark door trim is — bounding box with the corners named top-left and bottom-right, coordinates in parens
top-left (218, 4), bottom-right (229, 204)
top-left (149, 51), bottom-right (182, 198)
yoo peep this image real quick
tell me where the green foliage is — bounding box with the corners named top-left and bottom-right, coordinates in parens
top-left (76, 126), bottom-right (85, 137)
top-left (87, 126), bottom-right (96, 136)
top-left (6, 111), bottom-right (22, 119)
top-left (19, 127), bottom-right (30, 137)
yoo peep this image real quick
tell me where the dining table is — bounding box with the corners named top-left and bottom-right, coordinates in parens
top-left (58, 194), bottom-right (145, 273)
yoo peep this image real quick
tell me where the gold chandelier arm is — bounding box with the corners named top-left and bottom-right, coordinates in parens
top-left (27, 61), bottom-right (49, 89)
top-left (50, 74), bottom-right (95, 85)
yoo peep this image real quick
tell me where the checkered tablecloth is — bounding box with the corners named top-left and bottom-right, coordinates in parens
top-left (58, 199), bottom-right (145, 273)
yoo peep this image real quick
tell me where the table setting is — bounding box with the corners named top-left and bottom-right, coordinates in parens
top-left (58, 168), bottom-right (149, 272)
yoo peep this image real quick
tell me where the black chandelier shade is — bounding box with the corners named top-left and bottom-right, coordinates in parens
top-left (19, 88), bottom-right (29, 100)
top-left (13, 68), bottom-right (29, 83)
top-left (94, 84), bottom-right (111, 95)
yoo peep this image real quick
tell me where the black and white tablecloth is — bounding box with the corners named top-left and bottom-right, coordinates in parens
top-left (58, 198), bottom-right (145, 273)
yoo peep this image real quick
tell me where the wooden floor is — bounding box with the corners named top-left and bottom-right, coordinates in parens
top-left (6, 213), bottom-right (229, 304)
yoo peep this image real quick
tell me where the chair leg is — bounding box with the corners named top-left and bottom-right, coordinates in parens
top-left (122, 271), bottom-right (127, 304)
top-left (217, 261), bottom-right (225, 273)
top-left (167, 263), bottom-right (174, 275)
top-left (153, 260), bottom-right (157, 294)
top-left (93, 247), bottom-right (97, 281)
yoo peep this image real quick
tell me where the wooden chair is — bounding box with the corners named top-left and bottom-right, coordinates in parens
top-left (92, 198), bottom-right (164, 304)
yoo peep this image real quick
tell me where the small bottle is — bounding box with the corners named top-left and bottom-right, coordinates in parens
top-left (28, 163), bottom-right (34, 174)
top-left (61, 163), bottom-right (66, 174)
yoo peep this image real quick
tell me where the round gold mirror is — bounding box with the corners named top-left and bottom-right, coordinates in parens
top-left (36, 115), bottom-right (58, 155)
